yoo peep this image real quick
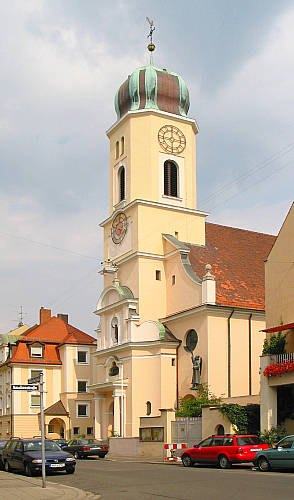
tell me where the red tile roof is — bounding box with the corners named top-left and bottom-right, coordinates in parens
top-left (1, 316), bottom-right (96, 366)
top-left (20, 317), bottom-right (96, 345)
top-left (9, 341), bottom-right (62, 365)
top-left (44, 400), bottom-right (69, 416)
top-left (187, 222), bottom-right (276, 310)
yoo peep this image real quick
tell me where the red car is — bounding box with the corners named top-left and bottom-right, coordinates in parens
top-left (181, 435), bottom-right (269, 469)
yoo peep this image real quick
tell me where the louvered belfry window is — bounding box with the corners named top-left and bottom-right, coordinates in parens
top-left (119, 166), bottom-right (125, 201)
top-left (164, 161), bottom-right (178, 197)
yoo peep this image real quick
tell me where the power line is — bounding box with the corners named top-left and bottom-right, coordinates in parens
top-left (0, 231), bottom-right (98, 261)
top-left (201, 141), bottom-right (294, 209)
top-left (206, 159), bottom-right (292, 213)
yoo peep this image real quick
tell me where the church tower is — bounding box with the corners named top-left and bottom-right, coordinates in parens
top-left (91, 34), bottom-right (206, 439)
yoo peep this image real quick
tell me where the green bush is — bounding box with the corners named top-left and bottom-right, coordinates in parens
top-left (219, 404), bottom-right (260, 434)
top-left (262, 331), bottom-right (287, 355)
top-left (259, 425), bottom-right (287, 446)
top-left (176, 384), bottom-right (221, 417)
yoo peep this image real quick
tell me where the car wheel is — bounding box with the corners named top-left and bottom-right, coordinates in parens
top-left (4, 460), bottom-right (10, 473)
top-left (73, 451), bottom-right (80, 459)
top-left (182, 453), bottom-right (193, 467)
top-left (25, 463), bottom-right (34, 477)
top-left (218, 454), bottom-right (231, 469)
top-left (257, 456), bottom-right (271, 472)
top-left (65, 467), bottom-right (75, 474)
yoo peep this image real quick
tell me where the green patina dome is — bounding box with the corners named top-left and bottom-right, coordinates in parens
top-left (114, 62), bottom-right (190, 120)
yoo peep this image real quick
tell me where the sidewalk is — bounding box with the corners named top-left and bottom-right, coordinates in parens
top-left (106, 455), bottom-right (181, 465)
top-left (0, 471), bottom-right (101, 500)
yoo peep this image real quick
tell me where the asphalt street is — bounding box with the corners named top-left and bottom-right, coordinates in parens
top-left (46, 458), bottom-right (294, 500)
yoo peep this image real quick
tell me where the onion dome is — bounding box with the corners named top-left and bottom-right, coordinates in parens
top-left (114, 62), bottom-right (190, 120)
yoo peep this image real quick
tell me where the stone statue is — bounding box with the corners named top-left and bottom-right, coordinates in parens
top-left (184, 329), bottom-right (202, 390)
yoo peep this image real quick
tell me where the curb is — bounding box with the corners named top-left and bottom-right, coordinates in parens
top-left (0, 471), bottom-right (101, 499)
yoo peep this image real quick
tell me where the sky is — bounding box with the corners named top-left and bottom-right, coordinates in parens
top-left (1, 0), bottom-right (293, 335)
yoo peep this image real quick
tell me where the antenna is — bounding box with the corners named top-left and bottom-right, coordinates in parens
top-left (18, 305), bottom-right (24, 327)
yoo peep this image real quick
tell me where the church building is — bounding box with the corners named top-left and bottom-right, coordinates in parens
top-left (89, 41), bottom-right (275, 440)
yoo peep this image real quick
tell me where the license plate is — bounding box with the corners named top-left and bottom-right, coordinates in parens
top-left (49, 463), bottom-right (65, 468)
top-left (250, 448), bottom-right (262, 452)
top-left (91, 447), bottom-right (101, 450)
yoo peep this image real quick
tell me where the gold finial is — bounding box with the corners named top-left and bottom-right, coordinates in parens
top-left (146, 17), bottom-right (155, 53)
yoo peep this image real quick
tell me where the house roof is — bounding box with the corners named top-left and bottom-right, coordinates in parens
top-left (8, 341), bottom-right (62, 365)
top-left (262, 322), bottom-right (294, 333)
top-left (44, 400), bottom-right (69, 416)
top-left (187, 222), bottom-right (276, 310)
top-left (20, 317), bottom-right (96, 345)
top-left (0, 316), bottom-right (96, 366)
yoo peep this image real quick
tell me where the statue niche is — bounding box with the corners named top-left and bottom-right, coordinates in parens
top-left (109, 361), bottom-right (119, 377)
top-left (184, 329), bottom-right (202, 390)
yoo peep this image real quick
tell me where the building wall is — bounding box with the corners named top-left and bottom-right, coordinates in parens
top-left (164, 308), bottom-right (265, 401)
top-left (265, 203), bottom-right (294, 329)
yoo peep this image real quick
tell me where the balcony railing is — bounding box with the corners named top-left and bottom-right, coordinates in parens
top-left (270, 352), bottom-right (294, 364)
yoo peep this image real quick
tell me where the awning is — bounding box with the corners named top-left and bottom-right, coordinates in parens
top-left (262, 322), bottom-right (294, 333)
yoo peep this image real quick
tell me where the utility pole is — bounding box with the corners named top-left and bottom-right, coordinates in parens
top-left (40, 372), bottom-right (46, 488)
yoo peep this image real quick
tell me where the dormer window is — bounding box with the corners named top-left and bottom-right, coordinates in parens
top-left (30, 346), bottom-right (43, 358)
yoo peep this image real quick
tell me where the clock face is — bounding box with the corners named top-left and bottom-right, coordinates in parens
top-left (158, 125), bottom-right (186, 154)
top-left (111, 212), bottom-right (128, 244)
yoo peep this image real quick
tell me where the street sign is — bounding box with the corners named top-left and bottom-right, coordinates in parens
top-left (28, 376), bottom-right (41, 384)
top-left (11, 384), bottom-right (39, 391)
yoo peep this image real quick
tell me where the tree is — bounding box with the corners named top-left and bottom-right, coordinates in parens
top-left (176, 384), bottom-right (221, 417)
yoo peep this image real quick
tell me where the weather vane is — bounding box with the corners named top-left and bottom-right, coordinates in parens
top-left (146, 17), bottom-right (155, 52)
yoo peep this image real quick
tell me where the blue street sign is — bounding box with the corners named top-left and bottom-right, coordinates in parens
top-left (11, 384), bottom-right (39, 391)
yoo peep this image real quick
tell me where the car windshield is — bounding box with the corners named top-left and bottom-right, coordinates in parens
top-left (0, 441), bottom-right (7, 449)
top-left (79, 439), bottom-right (101, 445)
top-left (236, 437), bottom-right (261, 446)
top-left (24, 440), bottom-right (62, 452)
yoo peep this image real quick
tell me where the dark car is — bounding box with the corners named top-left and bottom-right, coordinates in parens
top-left (63, 438), bottom-right (108, 459)
top-left (52, 439), bottom-right (68, 449)
top-left (0, 440), bottom-right (8, 470)
top-left (2, 438), bottom-right (76, 476)
top-left (181, 435), bottom-right (269, 469)
top-left (254, 435), bottom-right (294, 472)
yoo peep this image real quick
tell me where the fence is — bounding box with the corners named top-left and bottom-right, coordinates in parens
top-left (270, 352), bottom-right (294, 364)
top-left (171, 417), bottom-right (202, 449)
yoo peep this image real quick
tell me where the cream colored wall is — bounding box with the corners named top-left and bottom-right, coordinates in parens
top-left (207, 314), bottom-right (228, 398)
top-left (265, 203), bottom-right (294, 329)
top-left (93, 344), bottom-right (177, 437)
top-left (164, 252), bottom-right (202, 318)
top-left (201, 407), bottom-right (233, 439)
top-left (166, 312), bottom-right (208, 398)
top-left (108, 111), bottom-right (197, 213)
top-left (165, 309), bottom-right (265, 401)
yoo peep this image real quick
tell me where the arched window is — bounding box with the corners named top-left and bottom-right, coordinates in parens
top-left (164, 160), bottom-right (178, 197)
top-left (146, 401), bottom-right (151, 415)
top-left (120, 136), bottom-right (125, 155)
top-left (115, 141), bottom-right (119, 160)
top-left (111, 317), bottom-right (119, 344)
top-left (119, 166), bottom-right (125, 201)
top-left (216, 424), bottom-right (225, 436)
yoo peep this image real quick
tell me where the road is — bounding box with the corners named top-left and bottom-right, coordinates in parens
top-left (47, 457), bottom-right (294, 500)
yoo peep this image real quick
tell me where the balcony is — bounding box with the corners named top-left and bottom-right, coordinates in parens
top-left (270, 352), bottom-right (294, 364)
top-left (263, 352), bottom-right (294, 384)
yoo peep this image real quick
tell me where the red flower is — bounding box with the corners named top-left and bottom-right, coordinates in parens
top-left (263, 361), bottom-right (294, 377)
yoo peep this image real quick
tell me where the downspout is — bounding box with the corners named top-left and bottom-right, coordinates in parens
top-left (176, 343), bottom-right (180, 409)
top-left (10, 365), bottom-right (13, 437)
top-left (228, 309), bottom-right (234, 398)
top-left (248, 313), bottom-right (252, 396)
